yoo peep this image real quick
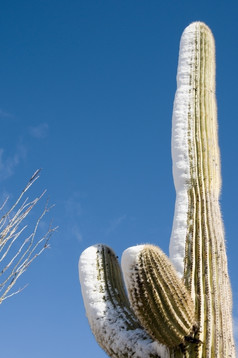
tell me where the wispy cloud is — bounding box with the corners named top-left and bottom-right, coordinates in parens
top-left (71, 225), bottom-right (83, 242)
top-left (65, 192), bottom-right (82, 217)
top-left (0, 109), bottom-right (14, 120)
top-left (64, 192), bottom-right (83, 242)
top-left (105, 214), bottom-right (126, 235)
top-left (29, 123), bottom-right (49, 139)
top-left (0, 144), bottom-right (27, 181)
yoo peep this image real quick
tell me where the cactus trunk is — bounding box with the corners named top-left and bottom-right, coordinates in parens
top-left (170, 22), bottom-right (235, 357)
top-left (79, 22), bottom-right (236, 358)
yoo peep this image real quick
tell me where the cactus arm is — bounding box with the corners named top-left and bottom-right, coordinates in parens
top-left (121, 245), bottom-right (196, 348)
top-left (170, 22), bottom-right (235, 357)
top-left (79, 244), bottom-right (169, 358)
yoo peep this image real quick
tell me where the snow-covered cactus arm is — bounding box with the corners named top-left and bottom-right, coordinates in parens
top-left (170, 22), bottom-right (235, 357)
top-left (79, 244), bottom-right (169, 358)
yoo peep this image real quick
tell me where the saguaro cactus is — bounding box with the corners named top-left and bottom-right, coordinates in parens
top-left (79, 22), bottom-right (236, 358)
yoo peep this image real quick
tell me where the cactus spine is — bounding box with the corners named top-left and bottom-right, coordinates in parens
top-left (79, 22), bottom-right (236, 357)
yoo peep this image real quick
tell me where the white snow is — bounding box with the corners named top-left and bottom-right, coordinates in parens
top-left (79, 246), bottom-right (106, 316)
top-left (169, 23), bottom-right (197, 276)
top-left (121, 245), bottom-right (144, 284)
top-left (79, 244), bottom-right (169, 358)
top-left (121, 245), bottom-right (144, 302)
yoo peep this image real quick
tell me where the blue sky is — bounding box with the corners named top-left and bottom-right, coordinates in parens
top-left (0, 1), bottom-right (237, 357)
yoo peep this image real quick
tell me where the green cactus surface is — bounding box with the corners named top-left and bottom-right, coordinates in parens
top-left (79, 22), bottom-right (236, 358)
top-left (121, 245), bottom-right (196, 348)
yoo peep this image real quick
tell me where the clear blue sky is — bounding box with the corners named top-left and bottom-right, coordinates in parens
top-left (0, 1), bottom-right (237, 357)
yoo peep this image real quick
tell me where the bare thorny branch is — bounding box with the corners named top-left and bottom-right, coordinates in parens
top-left (0, 169), bottom-right (57, 303)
